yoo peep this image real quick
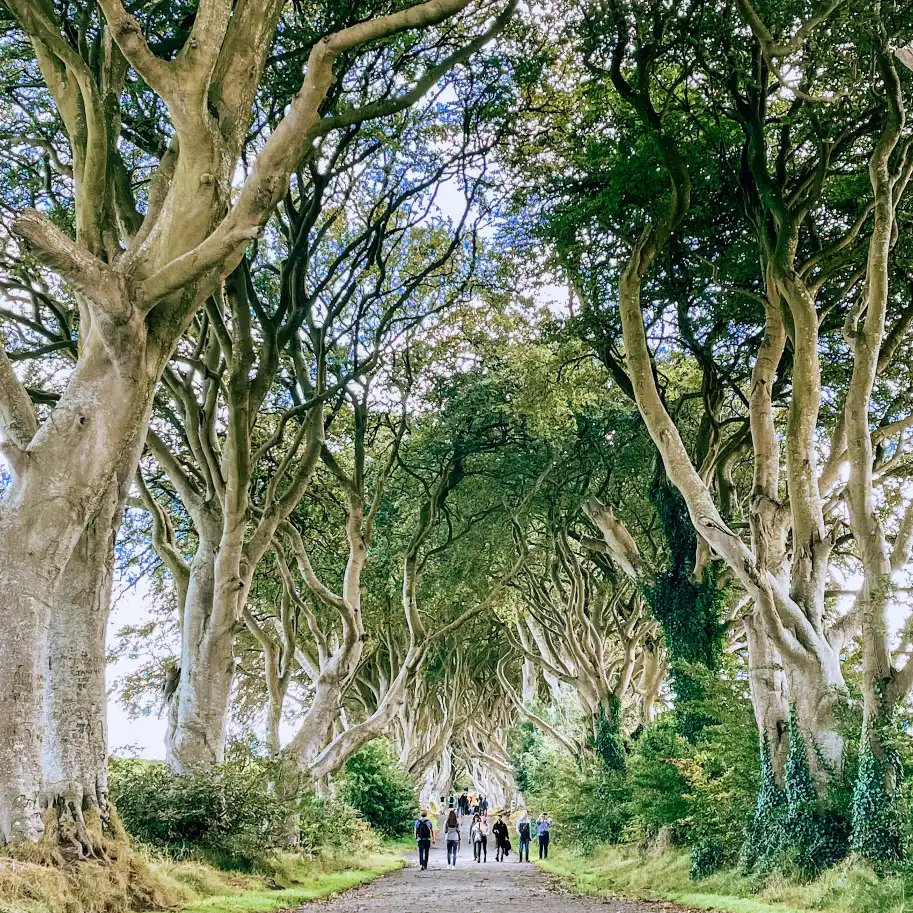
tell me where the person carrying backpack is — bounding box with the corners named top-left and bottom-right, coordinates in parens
top-left (443, 808), bottom-right (461, 868)
top-left (516, 810), bottom-right (532, 863)
top-left (414, 811), bottom-right (436, 871)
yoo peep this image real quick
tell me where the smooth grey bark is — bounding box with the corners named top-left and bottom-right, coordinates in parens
top-left (42, 489), bottom-right (118, 856)
top-left (167, 537), bottom-right (237, 771)
top-left (744, 610), bottom-right (789, 778)
top-left (0, 342), bottom-right (156, 843)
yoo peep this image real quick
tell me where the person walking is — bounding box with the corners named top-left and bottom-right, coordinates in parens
top-left (537, 812), bottom-right (551, 859)
top-left (477, 813), bottom-right (489, 862)
top-left (414, 811), bottom-right (436, 871)
top-left (470, 814), bottom-right (483, 863)
top-left (443, 808), bottom-right (461, 868)
top-left (492, 815), bottom-right (509, 862)
top-left (516, 810), bottom-right (532, 863)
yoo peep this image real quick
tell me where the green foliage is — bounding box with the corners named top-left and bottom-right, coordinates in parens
top-left (111, 747), bottom-right (379, 871)
top-left (741, 716), bottom-right (849, 877)
top-left (109, 747), bottom-right (289, 871)
top-left (626, 719), bottom-right (691, 842)
top-left (594, 701), bottom-right (626, 773)
top-left (512, 733), bottom-right (631, 850)
top-left (338, 742), bottom-right (417, 838)
top-left (689, 840), bottom-right (724, 880)
top-left (296, 790), bottom-right (376, 856)
top-left (644, 475), bottom-right (728, 742)
top-left (518, 661), bottom-right (760, 868)
top-left (850, 742), bottom-right (902, 864)
top-left (510, 721), bottom-right (542, 795)
top-left (739, 737), bottom-right (788, 873)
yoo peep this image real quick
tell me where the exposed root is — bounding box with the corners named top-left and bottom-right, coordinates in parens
top-left (0, 806), bottom-right (191, 912)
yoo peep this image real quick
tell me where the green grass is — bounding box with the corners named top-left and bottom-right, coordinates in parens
top-left (536, 844), bottom-right (913, 913)
top-left (178, 860), bottom-right (403, 913)
top-left (162, 851), bottom-right (404, 913)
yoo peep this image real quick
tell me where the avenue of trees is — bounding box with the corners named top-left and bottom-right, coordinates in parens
top-left (3, 0), bottom-right (913, 899)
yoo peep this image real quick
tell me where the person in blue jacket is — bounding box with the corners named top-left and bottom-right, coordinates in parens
top-left (537, 813), bottom-right (551, 859)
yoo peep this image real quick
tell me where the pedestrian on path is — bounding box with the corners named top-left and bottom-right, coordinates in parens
top-left (477, 813), bottom-right (489, 862)
top-left (470, 814), bottom-right (483, 863)
top-left (492, 815), bottom-right (509, 861)
top-left (443, 808), bottom-right (461, 868)
top-left (414, 811), bottom-right (436, 871)
top-left (516, 810), bottom-right (532, 863)
top-left (537, 813), bottom-right (551, 859)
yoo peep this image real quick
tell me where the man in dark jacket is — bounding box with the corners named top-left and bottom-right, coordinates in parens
top-left (492, 815), bottom-right (509, 862)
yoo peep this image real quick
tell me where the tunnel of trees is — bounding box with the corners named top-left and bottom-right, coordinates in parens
top-left (2, 0), bottom-right (913, 907)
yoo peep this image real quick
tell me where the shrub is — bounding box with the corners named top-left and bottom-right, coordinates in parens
top-left (626, 719), bottom-right (691, 841)
top-left (109, 743), bottom-right (288, 871)
top-left (690, 840), bottom-right (724, 879)
top-left (338, 741), bottom-right (417, 837)
top-left (297, 789), bottom-right (376, 855)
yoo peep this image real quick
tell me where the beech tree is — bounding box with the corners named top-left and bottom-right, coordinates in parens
top-left (138, 107), bottom-right (486, 771)
top-left (506, 0), bottom-right (913, 804)
top-left (0, 0), bottom-right (514, 845)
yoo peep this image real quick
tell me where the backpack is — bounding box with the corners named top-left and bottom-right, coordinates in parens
top-left (416, 818), bottom-right (432, 840)
top-left (519, 821), bottom-right (531, 840)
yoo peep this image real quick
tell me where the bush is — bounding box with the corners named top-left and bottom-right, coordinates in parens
top-left (690, 840), bottom-right (724, 879)
top-left (512, 734), bottom-right (631, 850)
top-left (297, 788), bottom-right (377, 855)
top-left (625, 719), bottom-right (691, 842)
top-left (338, 741), bottom-right (417, 838)
top-left (109, 743), bottom-right (288, 871)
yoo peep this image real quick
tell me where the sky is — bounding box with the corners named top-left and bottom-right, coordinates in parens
top-left (107, 581), bottom-right (168, 759)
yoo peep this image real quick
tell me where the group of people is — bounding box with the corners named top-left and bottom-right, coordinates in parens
top-left (414, 806), bottom-right (552, 871)
top-left (441, 791), bottom-right (490, 818)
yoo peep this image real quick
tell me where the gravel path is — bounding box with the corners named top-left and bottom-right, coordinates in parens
top-left (289, 818), bottom-right (693, 913)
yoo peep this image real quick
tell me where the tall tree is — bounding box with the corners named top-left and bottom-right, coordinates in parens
top-left (0, 0), bottom-right (511, 844)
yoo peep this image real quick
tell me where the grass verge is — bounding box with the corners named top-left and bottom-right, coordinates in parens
top-left (537, 844), bottom-right (913, 913)
top-left (0, 844), bottom-right (404, 913)
top-left (172, 851), bottom-right (405, 913)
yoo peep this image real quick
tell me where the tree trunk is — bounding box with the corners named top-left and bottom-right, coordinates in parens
top-left (167, 539), bottom-right (237, 771)
top-left (264, 662), bottom-right (289, 758)
top-left (0, 525), bottom-right (58, 843)
top-left (522, 659), bottom-right (538, 703)
top-left (744, 610), bottom-right (789, 780)
top-left (42, 490), bottom-right (118, 858)
top-left (0, 342), bottom-right (154, 843)
top-left (789, 662), bottom-right (845, 779)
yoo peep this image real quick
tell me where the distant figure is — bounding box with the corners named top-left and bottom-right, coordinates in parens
top-left (414, 811), bottom-right (436, 871)
top-left (460, 791), bottom-right (469, 816)
top-left (516, 809), bottom-right (532, 863)
top-left (482, 796), bottom-right (489, 813)
top-left (492, 814), bottom-right (509, 861)
top-left (443, 808), bottom-right (461, 868)
top-left (537, 812), bottom-right (551, 859)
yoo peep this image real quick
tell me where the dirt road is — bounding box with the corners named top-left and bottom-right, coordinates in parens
top-left (290, 818), bottom-right (688, 913)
